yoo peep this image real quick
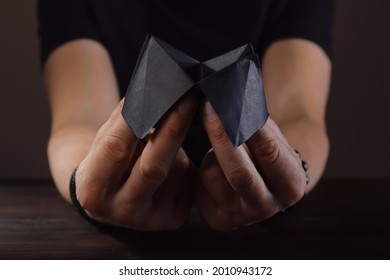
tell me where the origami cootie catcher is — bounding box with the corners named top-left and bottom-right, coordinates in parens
top-left (122, 35), bottom-right (269, 165)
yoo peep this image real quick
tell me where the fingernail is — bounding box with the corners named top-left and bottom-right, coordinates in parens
top-left (203, 101), bottom-right (216, 119)
top-left (178, 94), bottom-right (197, 115)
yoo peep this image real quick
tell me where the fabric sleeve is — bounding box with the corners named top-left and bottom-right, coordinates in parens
top-left (263, 0), bottom-right (335, 58)
top-left (37, 0), bottom-right (101, 65)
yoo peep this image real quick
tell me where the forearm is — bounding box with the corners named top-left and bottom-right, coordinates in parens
top-left (48, 124), bottom-right (98, 202)
top-left (277, 117), bottom-right (329, 192)
top-left (43, 39), bottom-right (120, 202)
top-left (262, 39), bottom-right (331, 192)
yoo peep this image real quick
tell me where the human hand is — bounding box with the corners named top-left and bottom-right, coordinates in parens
top-left (74, 94), bottom-right (198, 231)
top-left (194, 101), bottom-right (307, 231)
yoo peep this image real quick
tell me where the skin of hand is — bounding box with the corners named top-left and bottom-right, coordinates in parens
top-left (193, 39), bottom-right (331, 231)
top-left (75, 94), bottom-right (198, 231)
top-left (44, 39), bottom-right (199, 231)
top-left (194, 105), bottom-right (306, 231)
top-left (45, 37), bottom-right (330, 231)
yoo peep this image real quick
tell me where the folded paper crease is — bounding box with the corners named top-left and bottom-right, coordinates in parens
top-left (122, 34), bottom-right (269, 152)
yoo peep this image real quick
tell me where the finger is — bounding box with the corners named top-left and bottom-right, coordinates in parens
top-left (194, 171), bottom-right (244, 231)
top-left (198, 150), bottom-right (279, 230)
top-left (76, 99), bottom-right (140, 212)
top-left (193, 171), bottom-right (222, 230)
top-left (202, 101), bottom-right (272, 205)
top-left (120, 93), bottom-right (198, 201)
top-left (118, 149), bottom-right (193, 230)
top-left (153, 148), bottom-right (191, 209)
top-left (150, 148), bottom-right (193, 230)
top-left (199, 151), bottom-right (241, 212)
top-left (171, 173), bottom-right (193, 227)
top-left (246, 118), bottom-right (306, 208)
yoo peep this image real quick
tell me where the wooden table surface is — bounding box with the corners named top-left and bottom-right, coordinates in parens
top-left (0, 178), bottom-right (389, 260)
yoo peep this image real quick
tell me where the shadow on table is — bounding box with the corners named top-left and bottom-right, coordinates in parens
top-left (106, 179), bottom-right (390, 259)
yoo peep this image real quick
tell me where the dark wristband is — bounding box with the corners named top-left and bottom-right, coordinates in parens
top-left (69, 166), bottom-right (107, 228)
top-left (69, 166), bottom-right (134, 232)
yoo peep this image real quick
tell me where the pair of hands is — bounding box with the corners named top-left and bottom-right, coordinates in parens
top-left (76, 93), bottom-right (306, 231)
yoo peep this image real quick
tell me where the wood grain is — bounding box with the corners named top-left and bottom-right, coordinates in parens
top-left (0, 179), bottom-right (389, 259)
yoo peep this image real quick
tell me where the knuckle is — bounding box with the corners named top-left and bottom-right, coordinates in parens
top-left (274, 171), bottom-right (306, 209)
top-left (226, 164), bottom-right (255, 189)
top-left (173, 152), bottom-right (191, 171)
top-left (208, 122), bottom-right (228, 146)
top-left (259, 201), bottom-right (279, 219)
top-left (101, 134), bottom-right (130, 163)
top-left (248, 194), bottom-right (279, 219)
top-left (283, 183), bottom-right (305, 208)
top-left (77, 191), bottom-right (96, 213)
top-left (75, 173), bottom-right (102, 215)
top-left (113, 202), bottom-right (145, 227)
top-left (140, 157), bottom-right (169, 183)
top-left (163, 122), bottom-right (185, 140)
top-left (254, 138), bottom-right (280, 165)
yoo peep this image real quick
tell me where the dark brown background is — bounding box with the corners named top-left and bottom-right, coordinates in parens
top-left (0, 0), bottom-right (389, 180)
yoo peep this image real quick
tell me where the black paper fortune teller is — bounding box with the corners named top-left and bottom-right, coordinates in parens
top-left (122, 35), bottom-right (269, 165)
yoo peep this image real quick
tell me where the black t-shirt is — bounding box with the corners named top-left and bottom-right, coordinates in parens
top-left (38, 0), bottom-right (334, 97)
